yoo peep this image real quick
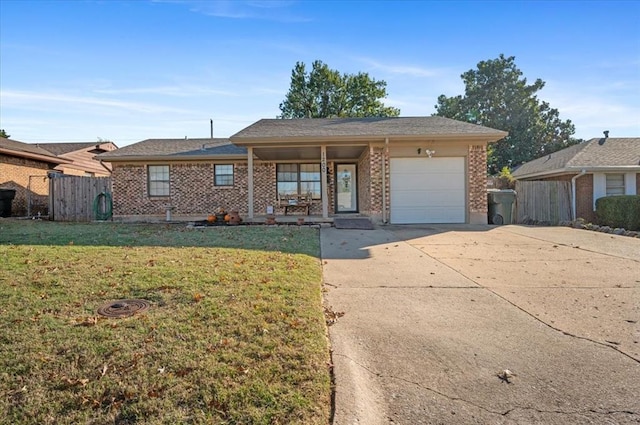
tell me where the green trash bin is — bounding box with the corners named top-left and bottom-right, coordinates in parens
top-left (487, 189), bottom-right (516, 225)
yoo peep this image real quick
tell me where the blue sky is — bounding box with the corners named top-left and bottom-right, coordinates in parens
top-left (1, 0), bottom-right (638, 146)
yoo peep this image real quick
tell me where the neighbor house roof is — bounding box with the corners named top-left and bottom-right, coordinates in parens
top-left (0, 137), bottom-right (71, 164)
top-left (230, 116), bottom-right (508, 144)
top-left (97, 138), bottom-right (247, 162)
top-left (35, 141), bottom-right (117, 156)
top-left (513, 137), bottom-right (640, 179)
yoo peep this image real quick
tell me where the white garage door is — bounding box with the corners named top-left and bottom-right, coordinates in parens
top-left (390, 157), bottom-right (465, 224)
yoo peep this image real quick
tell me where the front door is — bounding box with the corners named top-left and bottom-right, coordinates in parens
top-left (335, 164), bottom-right (358, 213)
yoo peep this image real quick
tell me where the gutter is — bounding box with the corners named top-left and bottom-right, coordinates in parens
top-left (571, 169), bottom-right (587, 220)
top-left (98, 154), bottom-right (249, 163)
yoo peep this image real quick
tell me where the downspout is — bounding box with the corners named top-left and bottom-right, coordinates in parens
top-left (571, 169), bottom-right (586, 220)
top-left (382, 138), bottom-right (389, 223)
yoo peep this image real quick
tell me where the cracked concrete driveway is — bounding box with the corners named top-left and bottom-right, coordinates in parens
top-left (321, 224), bottom-right (640, 424)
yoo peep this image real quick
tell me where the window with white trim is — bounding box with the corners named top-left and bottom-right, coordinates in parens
top-left (214, 164), bottom-right (234, 186)
top-left (148, 165), bottom-right (170, 197)
top-left (605, 173), bottom-right (625, 196)
top-left (277, 163), bottom-right (321, 199)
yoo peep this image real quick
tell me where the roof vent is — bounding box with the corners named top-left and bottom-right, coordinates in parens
top-left (603, 130), bottom-right (609, 138)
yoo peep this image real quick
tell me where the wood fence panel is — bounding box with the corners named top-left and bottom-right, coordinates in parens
top-left (50, 176), bottom-right (112, 222)
top-left (515, 181), bottom-right (572, 224)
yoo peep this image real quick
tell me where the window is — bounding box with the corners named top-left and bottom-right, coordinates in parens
top-left (148, 165), bottom-right (170, 197)
top-left (605, 174), bottom-right (625, 196)
top-left (277, 163), bottom-right (321, 199)
top-left (214, 164), bottom-right (234, 186)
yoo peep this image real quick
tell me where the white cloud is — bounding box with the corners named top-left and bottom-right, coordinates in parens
top-left (1, 90), bottom-right (196, 115)
top-left (93, 85), bottom-right (239, 97)
top-left (154, 0), bottom-right (309, 22)
top-left (356, 57), bottom-right (443, 78)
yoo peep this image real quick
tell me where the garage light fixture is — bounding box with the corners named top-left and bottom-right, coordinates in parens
top-left (418, 148), bottom-right (436, 158)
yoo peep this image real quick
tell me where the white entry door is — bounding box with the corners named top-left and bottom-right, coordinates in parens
top-left (390, 157), bottom-right (465, 224)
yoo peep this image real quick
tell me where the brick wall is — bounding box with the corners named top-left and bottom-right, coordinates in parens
top-left (357, 149), bottom-right (371, 215)
top-left (361, 146), bottom-right (386, 221)
top-left (468, 145), bottom-right (488, 216)
top-left (113, 161), bottom-right (334, 218)
top-left (0, 155), bottom-right (53, 216)
top-left (112, 162), bottom-right (254, 216)
top-left (575, 174), bottom-right (595, 222)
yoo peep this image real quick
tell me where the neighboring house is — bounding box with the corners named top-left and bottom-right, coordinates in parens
top-left (0, 136), bottom-right (71, 216)
top-left (35, 141), bottom-right (118, 176)
top-left (97, 116), bottom-right (507, 224)
top-left (512, 137), bottom-right (640, 223)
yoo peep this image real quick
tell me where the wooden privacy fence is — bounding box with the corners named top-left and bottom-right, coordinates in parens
top-left (515, 180), bottom-right (572, 225)
top-left (49, 176), bottom-right (112, 222)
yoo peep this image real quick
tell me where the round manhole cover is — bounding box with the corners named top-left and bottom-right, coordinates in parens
top-left (97, 299), bottom-right (150, 318)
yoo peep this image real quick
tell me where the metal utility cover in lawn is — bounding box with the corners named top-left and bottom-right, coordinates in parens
top-left (390, 157), bottom-right (465, 224)
top-left (97, 299), bottom-right (150, 318)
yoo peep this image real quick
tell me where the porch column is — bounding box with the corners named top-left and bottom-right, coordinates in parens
top-left (247, 147), bottom-right (254, 219)
top-left (321, 145), bottom-right (328, 218)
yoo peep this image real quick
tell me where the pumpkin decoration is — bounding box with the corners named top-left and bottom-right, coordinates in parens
top-left (224, 214), bottom-right (230, 222)
top-left (207, 214), bottom-right (216, 223)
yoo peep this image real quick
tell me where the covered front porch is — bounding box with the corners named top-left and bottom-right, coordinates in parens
top-left (241, 142), bottom-right (376, 221)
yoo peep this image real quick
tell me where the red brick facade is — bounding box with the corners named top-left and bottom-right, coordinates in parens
top-left (111, 143), bottom-right (491, 223)
top-left (575, 174), bottom-right (595, 222)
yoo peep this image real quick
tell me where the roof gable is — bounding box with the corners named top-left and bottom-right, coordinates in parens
top-left (36, 142), bottom-right (118, 156)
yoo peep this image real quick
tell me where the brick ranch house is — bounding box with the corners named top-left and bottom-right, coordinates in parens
top-left (98, 117), bottom-right (507, 224)
top-left (512, 137), bottom-right (640, 223)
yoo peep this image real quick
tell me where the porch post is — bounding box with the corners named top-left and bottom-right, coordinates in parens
top-left (247, 147), bottom-right (254, 219)
top-left (320, 145), bottom-right (328, 218)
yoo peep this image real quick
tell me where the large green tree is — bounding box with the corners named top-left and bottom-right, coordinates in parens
top-left (435, 54), bottom-right (580, 174)
top-left (279, 60), bottom-right (400, 118)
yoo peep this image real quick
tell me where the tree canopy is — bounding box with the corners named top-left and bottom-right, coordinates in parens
top-left (0, 129), bottom-right (10, 138)
top-left (279, 60), bottom-right (400, 119)
top-left (435, 54), bottom-right (580, 174)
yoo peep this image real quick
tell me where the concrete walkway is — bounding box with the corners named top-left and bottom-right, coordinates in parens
top-left (321, 224), bottom-right (640, 424)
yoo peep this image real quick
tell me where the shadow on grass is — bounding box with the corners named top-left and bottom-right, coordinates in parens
top-left (0, 220), bottom-right (320, 257)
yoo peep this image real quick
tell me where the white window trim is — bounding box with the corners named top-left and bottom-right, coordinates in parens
top-left (592, 172), bottom-right (637, 210)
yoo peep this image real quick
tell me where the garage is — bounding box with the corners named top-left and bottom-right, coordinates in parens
top-left (390, 157), bottom-right (466, 224)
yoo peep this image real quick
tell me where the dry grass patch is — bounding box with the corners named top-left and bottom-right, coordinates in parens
top-left (0, 221), bottom-right (329, 424)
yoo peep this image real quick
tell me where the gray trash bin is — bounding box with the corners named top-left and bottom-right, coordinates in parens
top-left (0, 188), bottom-right (17, 217)
top-left (487, 189), bottom-right (516, 225)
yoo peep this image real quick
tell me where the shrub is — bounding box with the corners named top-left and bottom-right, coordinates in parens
top-left (493, 166), bottom-right (516, 189)
top-left (595, 195), bottom-right (640, 230)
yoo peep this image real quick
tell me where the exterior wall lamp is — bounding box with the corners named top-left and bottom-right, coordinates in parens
top-left (418, 148), bottom-right (436, 158)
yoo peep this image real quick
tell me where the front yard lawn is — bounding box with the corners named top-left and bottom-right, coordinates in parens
top-left (0, 221), bottom-right (330, 424)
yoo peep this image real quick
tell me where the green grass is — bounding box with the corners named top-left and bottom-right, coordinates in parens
top-left (0, 220), bottom-right (330, 425)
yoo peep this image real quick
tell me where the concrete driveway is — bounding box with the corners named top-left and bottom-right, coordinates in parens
top-left (321, 224), bottom-right (640, 424)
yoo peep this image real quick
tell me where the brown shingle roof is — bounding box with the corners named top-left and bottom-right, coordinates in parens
top-left (97, 138), bottom-right (246, 161)
top-left (230, 116), bottom-right (507, 141)
top-left (35, 142), bottom-right (115, 156)
top-left (513, 138), bottom-right (640, 178)
top-left (0, 137), bottom-right (69, 164)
